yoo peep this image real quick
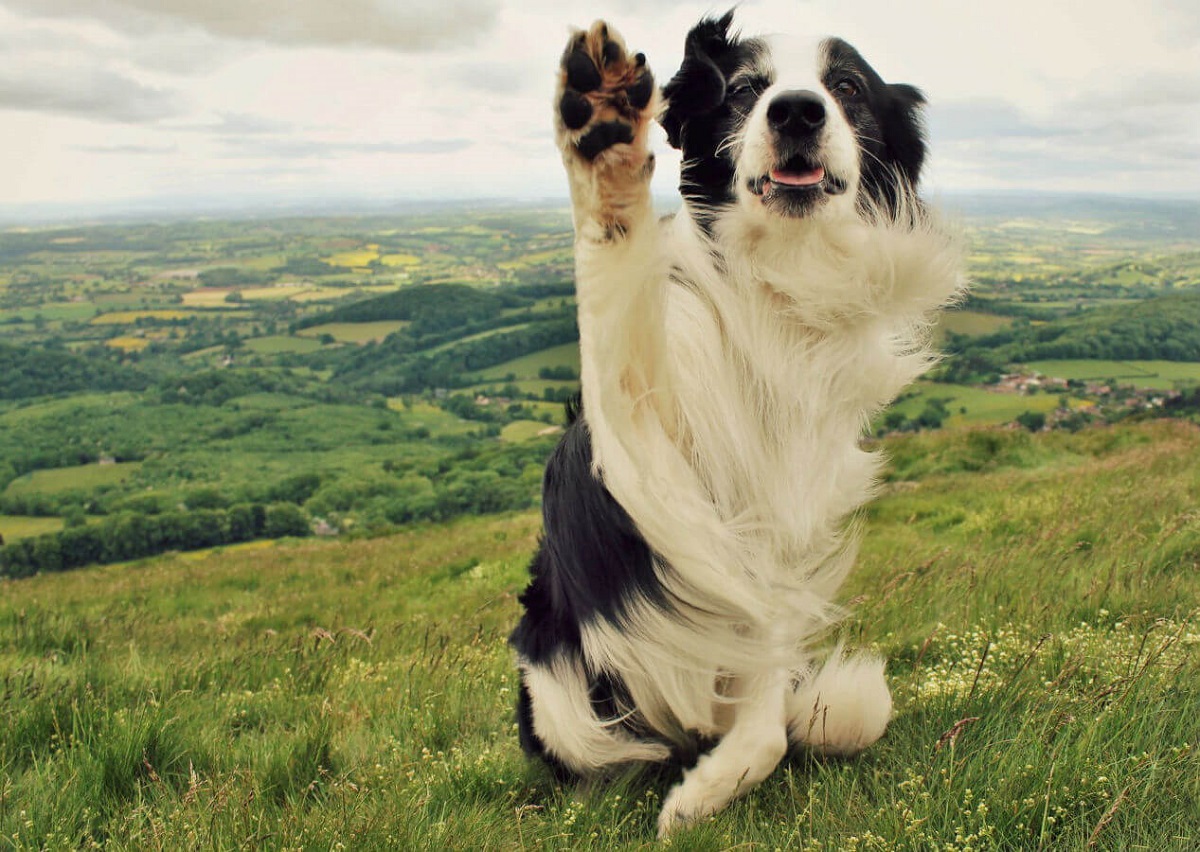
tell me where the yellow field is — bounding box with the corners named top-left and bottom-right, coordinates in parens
top-left (180, 290), bottom-right (234, 307)
top-left (325, 247), bottom-right (380, 268)
top-left (104, 336), bottom-right (151, 352)
top-left (240, 285), bottom-right (312, 301)
top-left (290, 287), bottom-right (357, 303)
top-left (498, 248), bottom-right (572, 270)
top-left (379, 253), bottom-right (420, 266)
top-left (236, 254), bottom-right (289, 271)
top-left (91, 310), bottom-right (192, 324)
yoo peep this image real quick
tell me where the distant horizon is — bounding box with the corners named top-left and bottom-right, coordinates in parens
top-left (3, 188), bottom-right (1200, 230)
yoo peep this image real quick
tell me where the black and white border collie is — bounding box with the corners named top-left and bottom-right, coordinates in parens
top-left (510, 11), bottom-right (964, 836)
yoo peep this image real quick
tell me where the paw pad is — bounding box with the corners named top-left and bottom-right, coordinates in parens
top-left (557, 21), bottom-right (655, 162)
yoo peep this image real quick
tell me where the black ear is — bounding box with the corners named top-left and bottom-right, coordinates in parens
top-left (882, 83), bottom-right (927, 184)
top-left (660, 10), bottom-right (738, 149)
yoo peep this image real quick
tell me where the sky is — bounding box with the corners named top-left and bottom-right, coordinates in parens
top-left (1, 0), bottom-right (1198, 219)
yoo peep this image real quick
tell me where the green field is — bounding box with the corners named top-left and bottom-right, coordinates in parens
top-left (385, 400), bottom-right (480, 437)
top-left (1024, 359), bottom-right (1200, 389)
top-left (889, 382), bottom-right (1072, 427)
top-left (297, 321), bottom-right (409, 344)
top-left (464, 379), bottom-right (579, 398)
top-left (243, 335), bottom-right (325, 355)
top-left (0, 302), bottom-right (98, 323)
top-left (0, 515), bottom-right (64, 541)
top-left (2, 422), bottom-right (1198, 848)
top-left (473, 342), bottom-right (580, 381)
top-left (937, 309), bottom-right (1013, 337)
top-left (500, 419), bottom-right (560, 442)
top-left (4, 462), bottom-right (143, 496)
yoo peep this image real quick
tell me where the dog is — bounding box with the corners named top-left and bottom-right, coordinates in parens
top-left (509, 11), bottom-right (964, 836)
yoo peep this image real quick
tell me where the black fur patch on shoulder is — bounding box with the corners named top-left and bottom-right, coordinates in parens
top-left (509, 405), bottom-right (679, 775)
top-left (509, 409), bottom-right (672, 669)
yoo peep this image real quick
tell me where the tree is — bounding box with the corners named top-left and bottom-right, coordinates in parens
top-left (1015, 410), bottom-right (1046, 432)
top-left (264, 503), bottom-right (311, 538)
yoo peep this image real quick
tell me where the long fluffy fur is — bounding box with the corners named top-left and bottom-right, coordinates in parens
top-left (511, 14), bottom-right (965, 835)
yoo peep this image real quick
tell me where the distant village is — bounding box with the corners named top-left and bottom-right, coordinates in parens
top-left (987, 371), bottom-right (1184, 431)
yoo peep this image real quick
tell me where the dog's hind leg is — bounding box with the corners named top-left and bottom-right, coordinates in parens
top-left (518, 656), bottom-right (671, 777)
top-left (656, 669), bottom-right (791, 838)
top-left (786, 650), bottom-right (893, 757)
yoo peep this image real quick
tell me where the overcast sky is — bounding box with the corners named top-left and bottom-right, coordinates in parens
top-left (2, 0), bottom-right (1198, 217)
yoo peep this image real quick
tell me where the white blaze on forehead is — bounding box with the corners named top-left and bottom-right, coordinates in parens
top-left (754, 34), bottom-right (833, 91)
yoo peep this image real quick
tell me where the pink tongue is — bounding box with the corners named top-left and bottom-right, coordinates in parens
top-left (769, 165), bottom-right (825, 187)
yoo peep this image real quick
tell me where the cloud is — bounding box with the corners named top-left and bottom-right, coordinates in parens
top-left (927, 99), bottom-right (1058, 142)
top-left (182, 112), bottom-right (300, 136)
top-left (446, 62), bottom-right (535, 95)
top-left (0, 66), bottom-right (181, 122)
top-left (1, 0), bottom-right (500, 51)
top-left (219, 137), bottom-right (474, 159)
top-left (73, 143), bottom-right (178, 154)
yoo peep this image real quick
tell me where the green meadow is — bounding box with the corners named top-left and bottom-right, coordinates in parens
top-left (889, 382), bottom-right (1072, 428)
top-left (2, 421), bottom-right (1197, 849)
top-left (0, 515), bottom-right (64, 542)
top-left (4, 462), bottom-right (143, 497)
top-left (1025, 360), bottom-right (1200, 389)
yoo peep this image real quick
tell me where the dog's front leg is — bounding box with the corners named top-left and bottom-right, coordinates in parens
top-left (556, 20), bottom-right (658, 243)
top-left (555, 22), bottom-right (672, 445)
top-left (656, 668), bottom-right (791, 838)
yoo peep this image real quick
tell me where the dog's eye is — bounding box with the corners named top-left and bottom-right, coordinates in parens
top-left (833, 78), bottom-right (860, 98)
top-left (728, 77), bottom-right (767, 99)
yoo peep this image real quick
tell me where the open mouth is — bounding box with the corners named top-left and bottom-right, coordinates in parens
top-left (748, 155), bottom-right (847, 199)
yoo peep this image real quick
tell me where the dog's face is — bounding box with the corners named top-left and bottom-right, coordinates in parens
top-left (661, 12), bottom-right (926, 221)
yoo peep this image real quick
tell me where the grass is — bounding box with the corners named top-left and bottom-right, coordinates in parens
top-left (0, 515), bottom-right (64, 541)
top-left (1, 421), bottom-right (1197, 848)
top-left (1024, 360), bottom-right (1200, 389)
top-left (4, 462), bottom-right (143, 497)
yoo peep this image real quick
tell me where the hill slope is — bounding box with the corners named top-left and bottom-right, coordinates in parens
top-left (2, 421), bottom-right (1198, 848)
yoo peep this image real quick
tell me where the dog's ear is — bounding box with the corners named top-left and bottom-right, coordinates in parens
top-left (882, 83), bottom-right (927, 184)
top-left (660, 10), bottom-right (738, 149)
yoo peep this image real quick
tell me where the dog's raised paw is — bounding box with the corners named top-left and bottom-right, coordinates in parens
top-left (557, 21), bottom-right (656, 165)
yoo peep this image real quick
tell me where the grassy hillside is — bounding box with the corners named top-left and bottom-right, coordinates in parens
top-left (2, 421), bottom-right (1197, 849)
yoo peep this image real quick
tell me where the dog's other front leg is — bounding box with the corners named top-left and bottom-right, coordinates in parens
top-left (656, 670), bottom-right (791, 838)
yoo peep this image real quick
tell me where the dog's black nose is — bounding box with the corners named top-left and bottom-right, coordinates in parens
top-left (766, 91), bottom-right (826, 135)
